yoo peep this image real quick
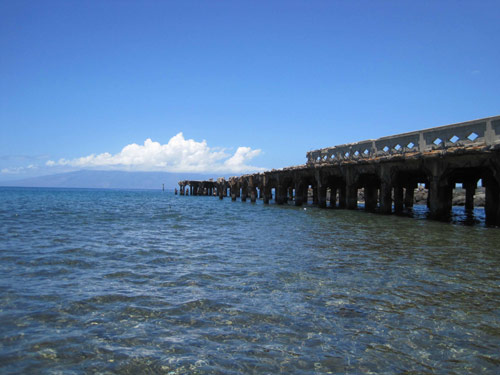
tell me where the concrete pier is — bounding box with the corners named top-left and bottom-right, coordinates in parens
top-left (179, 116), bottom-right (500, 226)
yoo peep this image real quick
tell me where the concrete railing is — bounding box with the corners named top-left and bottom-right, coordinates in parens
top-left (307, 116), bottom-right (500, 164)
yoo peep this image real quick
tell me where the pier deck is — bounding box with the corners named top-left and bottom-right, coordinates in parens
top-left (180, 116), bottom-right (500, 225)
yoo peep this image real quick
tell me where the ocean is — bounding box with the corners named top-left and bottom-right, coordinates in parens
top-left (0, 187), bottom-right (499, 374)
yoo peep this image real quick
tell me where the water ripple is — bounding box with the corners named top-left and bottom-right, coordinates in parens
top-left (0, 187), bottom-right (499, 374)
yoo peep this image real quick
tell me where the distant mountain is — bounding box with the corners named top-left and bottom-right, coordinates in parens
top-left (0, 170), bottom-right (221, 190)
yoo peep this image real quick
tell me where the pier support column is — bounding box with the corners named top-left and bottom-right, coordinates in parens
top-left (346, 184), bottom-right (358, 210)
top-left (464, 181), bottom-right (476, 210)
top-left (485, 181), bottom-right (500, 225)
top-left (303, 185), bottom-right (309, 205)
top-left (250, 187), bottom-right (257, 203)
top-left (231, 185), bottom-right (237, 201)
top-left (329, 187), bottom-right (337, 208)
top-left (317, 185), bottom-right (327, 208)
top-left (241, 187), bottom-right (247, 202)
top-left (263, 186), bottom-right (270, 204)
top-left (394, 185), bottom-right (404, 213)
top-left (338, 185), bottom-right (347, 209)
top-left (364, 185), bottom-right (378, 211)
top-left (219, 186), bottom-right (224, 200)
top-left (379, 181), bottom-right (392, 214)
top-left (294, 182), bottom-right (304, 206)
top-left (288, 187), bottom-right (294, 202)
top-left (428, 179), bottom-right (453, 220)
top-left (404, 185), bottom-right (415, 209)
top-left (314, 164), bottom-right (327, 207)
top-left (276, 185), bottom-right (287, 205)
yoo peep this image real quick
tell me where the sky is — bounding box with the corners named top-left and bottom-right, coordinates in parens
top-left (1, 0), bottom-right (499, 181)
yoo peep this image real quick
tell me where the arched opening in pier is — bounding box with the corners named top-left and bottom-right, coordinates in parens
top-left (325, 176), bottom-right (345, 208)
top-left (262, 178), bottom-right (278, 204)
top-left (200, 183), bottom-right (208, 196)
top-left (188, 183), bottom-right (196, 196)
top-left (294, 177), bottom-right (315, 206)
top-left (247, 185), bottom-right (258, 202)
top-left (256, 186), bottom-right (262, 200)
top-left (392, 170), bottom-right (430, 215)
top-left (178, 184), bottom-right (187, 196)
top-left (309, 184), bottom-right (318, 205)
top-left (356, 174), bottom-right (381, 212)
top-left (439, 167), bottom-right (498, 225)
top-left (215, 182), bottom-right (229, 199)
top-left (276, 177), bottom-right (294, 205)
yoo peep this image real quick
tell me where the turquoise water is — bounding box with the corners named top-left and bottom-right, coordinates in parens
top-left (0, 187), bottom-right (499, 374)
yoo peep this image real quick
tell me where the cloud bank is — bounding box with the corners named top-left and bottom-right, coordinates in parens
top-left (46, 133), bottom-right (265, 173)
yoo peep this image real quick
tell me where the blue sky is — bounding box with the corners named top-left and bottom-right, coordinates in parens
top-left (1, 0), bottom-right (499, 180)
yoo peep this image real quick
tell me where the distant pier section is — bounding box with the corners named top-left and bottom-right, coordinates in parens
top-left (179, 116), bottom-right (500, 225)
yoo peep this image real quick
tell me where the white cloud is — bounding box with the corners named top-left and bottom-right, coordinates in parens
top-left (46, 133), bottom-right (266, 173)
top-left (2, 167), bottom-right (19, 174)
top-left (224, 147), bottom-right (261, 170)
top-left (0, 165), bottom-right (38, 174)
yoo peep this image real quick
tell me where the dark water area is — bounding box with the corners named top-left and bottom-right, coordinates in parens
top-left (1, 187), bottom-right (499, 374)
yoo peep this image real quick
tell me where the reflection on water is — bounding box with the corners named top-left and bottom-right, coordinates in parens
top-left (0, 187), bottom-right (499, 374)
top-left (390, 204), bottom-right (486, 226)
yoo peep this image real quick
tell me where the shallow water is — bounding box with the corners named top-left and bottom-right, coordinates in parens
top-left (0, 187), bottom-right (499, 374)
